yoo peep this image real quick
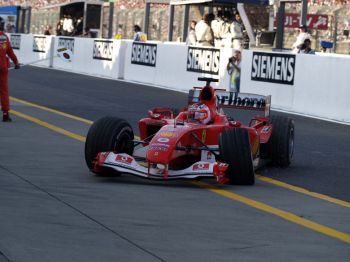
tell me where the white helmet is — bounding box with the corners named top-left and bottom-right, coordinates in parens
top-left (188, 103), bottom-right (211, 124)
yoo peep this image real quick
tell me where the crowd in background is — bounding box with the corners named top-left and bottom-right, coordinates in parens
top-left (0, 0), bottom-right (145, 9)
top-left (0, 0), bottom-right (63, 8)
top-left (55, 15), bottom-right (89, 37)
top-left (186, 10), bottom-right (248, 50)
top-left (309, 0), bottom-right (350, 5)
top-left (1, 0), bottom-right (350, 10)
top-left (1, 0), bottom-right (350, 53)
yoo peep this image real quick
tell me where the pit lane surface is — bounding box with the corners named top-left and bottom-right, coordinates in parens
top-left (0, 66), bottom-right (349, 262)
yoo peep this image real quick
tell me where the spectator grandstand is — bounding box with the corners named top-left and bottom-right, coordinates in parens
top-left (0, 0), bottom-right (349, 53)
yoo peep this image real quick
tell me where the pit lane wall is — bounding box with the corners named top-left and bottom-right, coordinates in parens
top-left (10, 34), bottom-right (53, 67)
top-left (9, 34), bottom-right (350, 124)
top-left (240, 50), bottom-right (350, 123)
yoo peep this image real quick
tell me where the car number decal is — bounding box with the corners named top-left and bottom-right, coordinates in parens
top-left (157, 138), bottom-right (169, 143)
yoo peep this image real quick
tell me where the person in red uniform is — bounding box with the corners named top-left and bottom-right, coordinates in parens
top-left (0, 17), bottom-right (20, 122)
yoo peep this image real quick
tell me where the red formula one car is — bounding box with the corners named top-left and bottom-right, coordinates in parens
top-left (85, 78), bottom-right (294, 185)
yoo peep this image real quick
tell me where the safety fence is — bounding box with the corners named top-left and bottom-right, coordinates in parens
top-left (9, 34), bottom-right (350, 124)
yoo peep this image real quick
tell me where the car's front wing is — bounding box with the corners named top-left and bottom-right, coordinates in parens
top-left (94, 152), bottom-right (228, 181)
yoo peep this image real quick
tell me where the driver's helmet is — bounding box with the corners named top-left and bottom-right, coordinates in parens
top-left (188, 103), bottom-right (211, 124)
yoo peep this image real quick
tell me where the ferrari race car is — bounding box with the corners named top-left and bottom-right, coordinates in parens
top-left (85, 78), bottom-right (294, 185)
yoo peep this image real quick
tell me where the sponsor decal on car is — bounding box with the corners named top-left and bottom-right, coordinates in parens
top-left (115, 155), bottom-right (133, 165)
top-left (201, 130), bottom-right (206, 143)
top-left (96, 152), bottom-right (110, 166)
top-left (150, 146), bottom-right (168, 151)
top-left (131, 42), bottom-right (157, 67)
top-left (251, 52), bottom-right (295, 85)
top-left (193, 163), bottom-right (210, 171)
top-left (187, 46), bottom-right (220, 75)
top-left (152, 143), bottom-right (170, 147)
top-left (160, 132), bottom-right (177, 137)
top-left (157, 137), bottom-right (170, 143)
top-left (261, 126), bottom-right (271, 133)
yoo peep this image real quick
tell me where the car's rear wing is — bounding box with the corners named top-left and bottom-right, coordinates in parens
top-left (188, 89), bottom-right (271, 117)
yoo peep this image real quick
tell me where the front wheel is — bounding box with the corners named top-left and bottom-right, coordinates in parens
top-left (85, 117), bottom-right (134, 174)
top-left (219, 128), bottom-right (255, 185)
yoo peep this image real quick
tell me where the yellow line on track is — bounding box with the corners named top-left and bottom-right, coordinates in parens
top-left (192, 181), bottom-right (350, 244)
top-left (10, 97), bottom-right (350, 244)
top-left (11, 96), bottom-right (350, 209)
top-left (11, 96), bottom-right (350, 208)
top-left (11, 110), bottom-right (86, 142)
top-left (10, 96), bottom-right (93, 125)
top-left (257, 175), bottom-right (350, 208)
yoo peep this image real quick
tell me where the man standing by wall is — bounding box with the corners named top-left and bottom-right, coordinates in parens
top-left (195, 13), bottom-right (215, 47)
top-left (211, 10), bottom-right (225, 48)
top-left (226, 50), bottom-right (241, 93)
top-left (0, 17), bottom-right (20, 122)
top-left (229, 12), bottom-right (244, 49)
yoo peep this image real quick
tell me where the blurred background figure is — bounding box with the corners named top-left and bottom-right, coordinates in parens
top-left (292, 25), bottom-right (311, 52)
top-left (56, 19), bottom-right (63, 36)
top-left (211, 10), bottom-right (225, 48)
top-left (186, 20), bottom-right (197, 46)
top-left (83, 27), bottom-right (93, 38)
top-left (62, 15), bottom-right (74, 36)
top-left (133, 24), bottom-right (146, 42)
top-left (226, 50), bottom-right (241, 93)
top-left (73, 17), bottom-right (83, 36)
top-left (195, 13), bottom-right (215, 47)
top-left (44, 25), bottom-right (52, 35)
top-left (301, 39), bottom-right (315, 54)
top-left (229, 12), bottom-right (244, 49)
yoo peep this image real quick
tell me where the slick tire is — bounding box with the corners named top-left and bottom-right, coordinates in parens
top-left (85, 117), bottom-right (134, 174)
top-left (219, 128), bottom-right (255, 185)
top-left (268, 115), bottom-right (295, 167)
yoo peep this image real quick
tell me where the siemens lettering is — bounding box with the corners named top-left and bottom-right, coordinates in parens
top-left (93, 40), bottom-right (113, 61)
top-left (10, 35), bottom-right (21, 50)
top-left (251, 52), bottom-right (295, 85)
top-left (131, 43), bottom-right (157, 67)
top-left (187, 47), bottom-right (220, 75)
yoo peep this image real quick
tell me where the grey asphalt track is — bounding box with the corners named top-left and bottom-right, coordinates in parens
top-left (8, 66), bottom-right (350, 201)
top-left (0, 66), bottom-right (348, 262)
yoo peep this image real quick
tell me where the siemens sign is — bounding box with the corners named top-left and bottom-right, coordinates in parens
top-left (131, 43), bottom-right (157, 67)
top-left (10, 34), bottom-right (21, 50)
top-left (187, 47), bottom-right (220, 75)
top-left (251, 52), bottom-right (296, 85)
top-left (93, 40), bottom-right (113, 61)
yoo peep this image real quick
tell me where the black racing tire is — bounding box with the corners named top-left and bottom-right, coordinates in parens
top-left (219, 128), bottom-right (255, 185)
top-left (85, 117), bottom-right (134, 174)
top-left (268, 115), bottom-right (295, 167)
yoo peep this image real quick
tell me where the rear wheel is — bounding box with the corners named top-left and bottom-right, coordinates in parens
top-left (219, 128), bottom-right (255, 185)
top-left (268, 115), bottom-right (295, 167)
top-left (85, 117), bottom-right (134, 174)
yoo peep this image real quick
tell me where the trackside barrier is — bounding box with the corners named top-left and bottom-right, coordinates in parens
top-left (9, 34), bottom-right (350, 124)
top-left (53, 37), bottom-right (126, 79)
top-left (10, 34), bottom-right (53, 67)
top-left (123, 41), bottom-right (235, 91)
top-left (240, 50), bottom-right (350, 123)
